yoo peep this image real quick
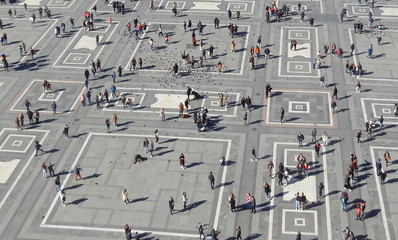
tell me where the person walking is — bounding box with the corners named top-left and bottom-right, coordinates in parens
top-left (34, 140), bottom-right (44, 156)
top-left (75, 165), bottom-right (82, 180)
top-left (245, 193), bottom-right (251, 209)
top-left (182, 192), bottom-right (188, 209)
top-left (169, 196), bottom-right (175, 215)
top-left (197, 224), bottom-right (206, 240)
top-left (332, 86), bottom-right (338, 99)
top-left (315, 141), bottom-right (321, 157)
top-left (322, 131), bottom-right (328, 146)
top-left (14, 117), bottom-right (22, 131)
top-left (143, 138), bottom-right (149, 154)
top-left (311, 128), bottom-right (317, 142)
top-left (250, 146), bottom-right (258, 161)
top-left (263, 182), bottom-right (272, 200)
top-left (320, 76), bottom-right (325, 88)
top-left (243, 111), bottom-right (248, 126)
top-left (179, 153), bottom-right (186, 169)
top-left (236, 226), bottom-right (242, 240)
top-left (355, 81), bottom-right (361, 93)
top-left (111, 113), bottom-right (118, 127)
top-left (208, 171), bottom-right (215, 190)
top-left (154, 129), bottom-right (159, 144)
top-left (367, 44), bottom-right (373, 58)
top-left (267, 161), bottom-right (274, 177)
top-left (229, 193), bottom-right (236, 212)
top-left (384, 151), bottom-right (392, 167)
top-left (51, 101), bottom-right (57, 115)
top-left (340, 191), bottom-right (349, 212)
top-left (59, 189), bottom-right (67, 207)
top-left (356, 130), bottom-right (362, 143)
top-left (122, 188), bottom-right (130, 204)
top-left (148, 141), bottom-right (155, 157)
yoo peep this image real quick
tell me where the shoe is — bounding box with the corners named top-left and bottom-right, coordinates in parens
top-left (250, 159), bottom-right (254, 161)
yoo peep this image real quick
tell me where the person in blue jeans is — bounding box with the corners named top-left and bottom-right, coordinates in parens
top-left (340, 191), bottom-right (349, 212)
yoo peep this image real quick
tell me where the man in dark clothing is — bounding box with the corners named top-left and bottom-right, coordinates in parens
top-left (34, 140), bottom-right (44, 156)
top-left (208, 171), bottom-right (215, 190)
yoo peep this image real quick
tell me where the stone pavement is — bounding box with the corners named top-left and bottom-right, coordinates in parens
top-left (0, 0), bottom-right (398, 239)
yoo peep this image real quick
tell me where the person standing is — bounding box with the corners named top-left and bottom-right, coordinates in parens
top-left (280, 108), bottom-right (285, 123)
top-left (51, 101), bottom-right (57, 115)
top-left (340, 191), bottom-right (349, 212)
top-left (75, 165), bottom-right (82, 180)
top-left (243, 111), bottom-right (248, 126)
top-left (251, 195), bottom-right (256, 213)
top-left (105, 118), bottom-right (111, 133)
top-left (229, 193), bottom-right (236, 212)
top-left (297, 133), bottom-right (305, 147)
top-left (367, 44), bottom-right (373, 58)
top-left (34, 140), bottom-right (44, 156)
top-left (111, 113), bottom-right (118, 126)
top-left (322, 131), bottom-right (328, 146)
top-left (19, 112), bottom-right (24, 127)
top-left (267, 161), bottom-right (274, 177)
top-left (320, 76), bottom-right (325, 88)
top-left (380, 169), bottom-right (387, 184)
top-left (311, 128), bottom-right (317, 142)
top-left (318, 182), bottom-right (325, 199)
top-left (63, 124), bottom-right (69, 138)
top-left (160, 108), bottom-right (166, 121)
top-left (182, 192), bottom-right (188, 209)
top-left (295, 192), bottom-right (302, 210)
top-left (149, 141), bottom-right (155, 157)
top-left (122, 188), bottom-right (130, 204)
top-left (169, 196), bottom-right (175, 215)
top-left (314, 141), bottom-right (321, 157)
top-left (245, 193), bottom-right (251, 209)
top-left (41, 162), bottom-right (47, 178)
top-left (47, 162), bottom-right (55, 177)
top-left (250, 146), bottom-right (258, 161)
top-left (14, 117), bottom-right (22, 131)
top-left (263, 182), bottom-right (272, 200)
top-left (208, 171), bottom-right (215, 190)
top-left (179, 153), bottom-right (186, 169)
top-left (143, 138), bottom-right (149, 154)
top-left (55, 175), bottom-right (61, 191)
top-left (197, 224), bottom-right (206, 240)
top-left (236, 226), bottom-right (242, 240)
top-left (355, 81), bottom-right (361, 93)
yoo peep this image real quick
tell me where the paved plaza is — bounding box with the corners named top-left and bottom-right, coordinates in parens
top-left (1, 0), bottom-right (398, 239)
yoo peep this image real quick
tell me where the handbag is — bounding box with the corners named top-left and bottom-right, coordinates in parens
top-left (387, 157), bottom-right (392, 161)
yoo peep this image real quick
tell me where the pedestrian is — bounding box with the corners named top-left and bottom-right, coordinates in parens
top-left (14, 117), bottom-right (22, 131)
top-left (267, 161), bottom-right (274, 177)
top-left (228, 193), bottom-right (236, 212)
top-left (51, 101), bottom-right (57, 115)
top-left (355, 204), bottom-right (361, 220)
top-left (243, 111), bottom-right (248, 126)
top-left (149, 141), bottom-right (155, 157)
top-left (59, 189), bottom-right (67, 207)
top-left (355, 81), bottom-right (361, 93)
top-left (376, 158), bottom-right (382, 176)
top-left (296, 231), bottom-right (301, 240)
top-left (280, 108), bottom-right (285, 123)
top-left (55, 175), bottom-right (61, 191)
top-left (48, 162), bottom-right (55, 177)
top-left (315, 141), bottom-right (321, 157)
top-left (34, 110), bottom-right (40, 123)
top-left (122, 188), bottom-right (130, 204)
top-left (350, 43), bottom-right (355, 56)
top-left (75, 165), bottom-right (82, 180)
top-left (197, 224), bottom-right (206, 240)
top-left (169, 196), bottom-right (174, 215)
top-left (154, 129), bottom-right (159, 144)
top-left (34, 140), bottom-right (44, 156)
top-left (340, 191), bottom-right (348, 211)
top-left (319, 182), bottom-right (324, 198)
top-left (263, 182), bottom-right (272, 200)
top-left (251, 195), bottom-right (256, 213)
top-left (250, 146), bottom-right (258, 161)
top-left (297, 133), bottom-right (305, 147)
top-left (179, 153), bottom-right (186, 169)
top-left (111, 113), bottom-right (118, 126)
top-left (332, 86), bottom-right (338, 99)
top-left (208, 171), bottom-right (215, 190)
top-left (356, 130), bottom-right (362, 143)
top-left (111, 71), bottom-right (116, 83)
top-left (380, 169), bottom-right (387, 184)
top-left (245, 193), bottom-right (251, 209)
top-left (182, 192), bottom-right (188, 208)
top-left (264, 46), bottom-right (270, 59)
top-left (295, 192), bottom-right (301, 210)
top-left (331, 99), bottom-right (337, 114)
top-left (360, 200), bottom-right (366, 220)
top-left (160, 108), bottom-right (166, 121)
top-left (320, 76), bottom-right (325, 88)
top-left (311, 128), bottom-right (317, 142)
top-left (105, 118), bottom-right (111, 133)
top-left (300, 192), bottom-right (307, 210)
top-left (367, 44), bottom-right (373, 58)
top-left (384, 151), bottom-right (392, 167)
top-left (236, 226), bottom-right (242, 240)
top-left (41, 162), bottom-right (47, 178)
top-left (322, 131), bottom-right (328, 146)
